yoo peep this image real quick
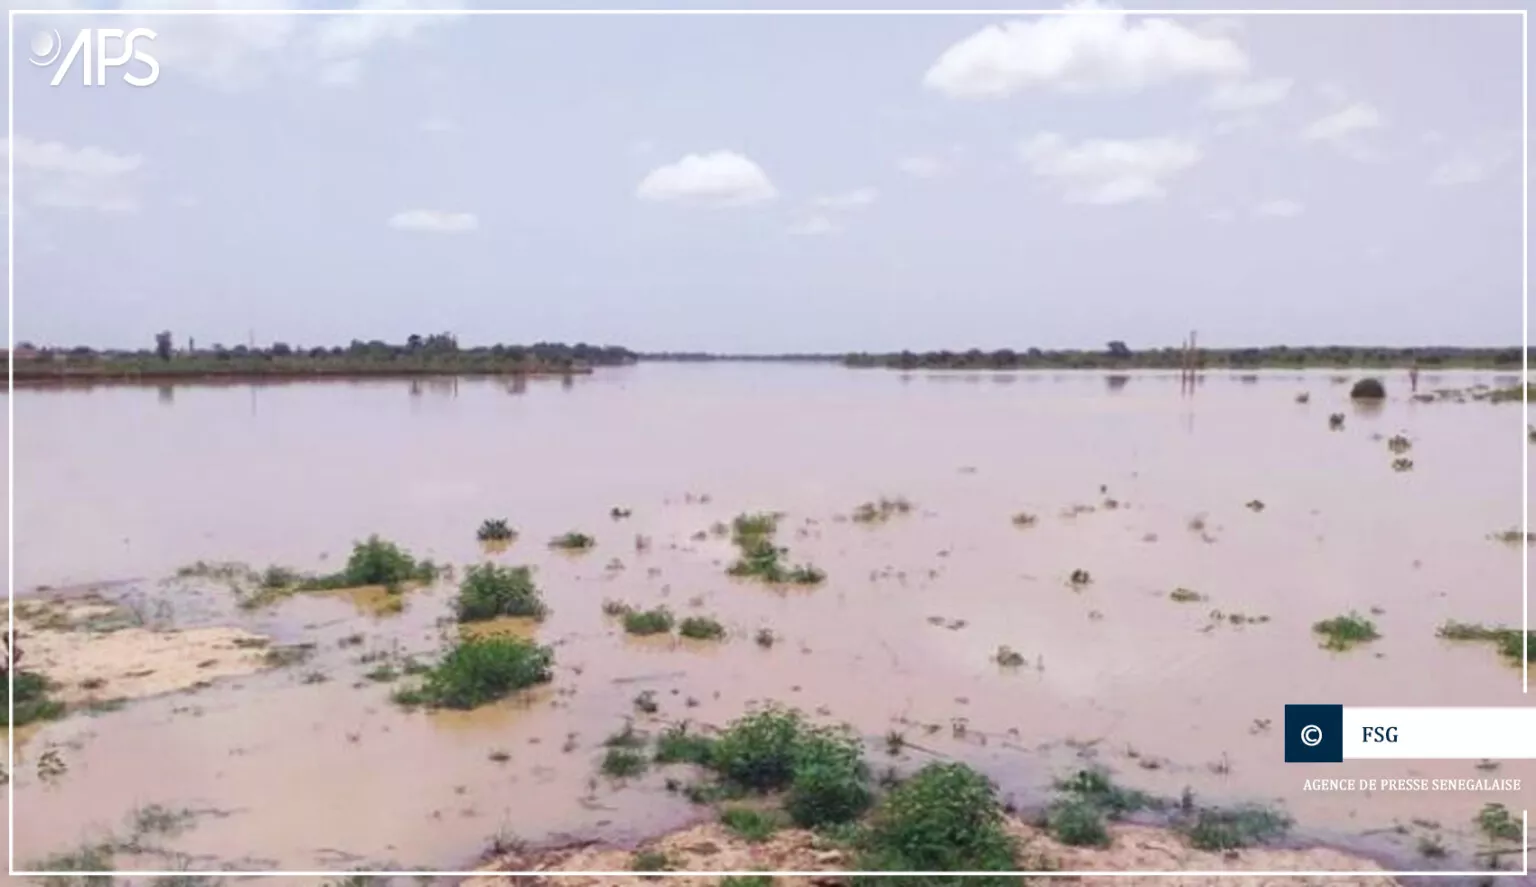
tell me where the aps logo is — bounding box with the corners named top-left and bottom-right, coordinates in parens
top-left (29, 28), bottom-right (159, 87)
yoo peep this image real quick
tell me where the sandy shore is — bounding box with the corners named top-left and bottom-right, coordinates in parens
top-left (9, 595), bottom-right (272, 708)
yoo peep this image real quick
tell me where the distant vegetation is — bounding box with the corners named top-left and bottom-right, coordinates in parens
top-left (11, 334), bottom-right (636, 384)
top-left (842, 344), bottom-right (1525, 371)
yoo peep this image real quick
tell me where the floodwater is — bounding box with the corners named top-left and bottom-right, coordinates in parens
top-left (5, 364), bottom-right (1533, 875)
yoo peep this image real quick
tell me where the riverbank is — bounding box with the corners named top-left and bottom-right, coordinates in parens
top-left (466, 820), bottom-right (1396, 886)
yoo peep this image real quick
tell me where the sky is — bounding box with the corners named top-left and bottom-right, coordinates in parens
top-left (2, 1), bottom-right (1527, 354)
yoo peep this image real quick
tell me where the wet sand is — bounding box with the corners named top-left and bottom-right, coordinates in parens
top-left (4, 366), bottom-right (1531, 876)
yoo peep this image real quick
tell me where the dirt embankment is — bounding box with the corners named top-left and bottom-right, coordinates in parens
top-left (9, 594), bottom-right (272, 707)
top-left (467, 821), bottom-right (1396, 887)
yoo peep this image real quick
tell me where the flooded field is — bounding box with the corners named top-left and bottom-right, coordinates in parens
top-left (5, 364), bottom-right (1532, 878)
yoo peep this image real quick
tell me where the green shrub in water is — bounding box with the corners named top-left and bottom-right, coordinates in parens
top-left (1438, 621), bottom-right (1532, 666)
top-left (654, 722), bottom-right (717, 765)
top-left (784, 726), bottom-right (872, 827)
top-left (476, 519), bottom-right (515, 542)
top-left (1182, 805), bottom-right (1291, 851)
top-left (302, 535), bottom-right (441, 591)
top-left (549, 531), bottom-right (595, 551)
top-left (852, 762), bottom-right (1019, 885)
top-left (679, 616), bottom-right (726, 641)
top-left (391, 635), bottom-right (553, 710)
top-left (623, 607), bottom-right (675, 636)
top-left (454, 564), bottom-right (547, 622)
top-left (1312, 612), bottom-right (1380, 651)
top-left (708, 706), bottom-right (811, 791)
top-left (3, 671), bottom-right (66, 727)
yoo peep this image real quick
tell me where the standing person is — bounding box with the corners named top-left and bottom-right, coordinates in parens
top-left (1409, 360), bottom-right (1421, 394)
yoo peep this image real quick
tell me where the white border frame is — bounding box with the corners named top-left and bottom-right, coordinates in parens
top-left (3, 6), bottom-right (1523, 879)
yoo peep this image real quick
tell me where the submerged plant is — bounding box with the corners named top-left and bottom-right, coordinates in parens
top-left (654, 722), bottom-right (716, 765)
top-left (1387, 434), bottom-right (1412, 454)
top-left (454, 564), bottom-right (547, 622)
top-left (1068, 569), bottom-right (1092, 587)
top-left (679, 616), bottom-right (726, 641)
top-left (1181, 804), bottom-right (1292, 851)
top-left (753, 628), bottom-right (776, 649)
top-left (3, 671), bottom-right (65, 727)
top-left (609, 507), bottom-right (632, 520)
top-left (476, 519), bottom-right (516, 542)
top-left (1490, 529), bottom-right (1534, 545)
top-left (1437, 621), bottom-right (1531, 665)
top-left (1010, 512), bottom-right (1038, 528)
top-left (1169, 588), bottom-right (1205, 603)
top-left (1312, 612), bottom-right (1380, 652)
top-left (1329, 413), bottom-right (1346, 430)
top-left (1391, 457), bottom-right (1415, 472)
top-left (1295, 392), bottom-right (1310, 404)
top-left (549, 532), bottom-right (596, 552)
top-left (601, 747), bottom-right (648, 779)
top-left (993, 645), bottom-right (1025, 668)
top-left (851, 497), bottom-right (914, 525)
top-left (1245, 499), bottom-right (1265, 512)
top-left (623, 607), bottom-right (675, 637)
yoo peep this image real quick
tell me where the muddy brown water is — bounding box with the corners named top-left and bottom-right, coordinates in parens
top-left (4, 365), bottom-right (1532, 875)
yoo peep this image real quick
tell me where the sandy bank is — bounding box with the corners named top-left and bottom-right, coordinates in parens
top-left (467, 820), bottom-right (1395, 887)
top-left (10, 597), bottom-right (272, 706)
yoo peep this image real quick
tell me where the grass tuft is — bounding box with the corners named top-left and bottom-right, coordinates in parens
top-left (1312, 612), bottom-right (1381, 651)
top-left (549, 531), bottom-right (596, 551)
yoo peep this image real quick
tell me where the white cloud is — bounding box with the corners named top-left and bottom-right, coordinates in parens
top-left (787, 215), bottom-right (841, 236)
top-left (3, 136), bottom-right (143, 213)
top-left (897, 155), bottom-right (947, 178)
top-left (387, 209), bottom-right (478, 233)
top-left (1205, 76), bottom-right (1291, 112)
top-left (1428, 133), bottom-right (1519, 187)
top-left (317, 58), bottom-right (362, 86)
top-left (1302, 102), bottom-right (1384, 142)
top-left (1017, 133), bottom-right (1202, 205)
top-left (635, 151), bottom-right (777, 207)
top-left (1301, 101), bottom-right (1385, 160)
top-left (923, 2), bottom-right (1247, 99)
top-left (1253, 198), bottom-right (1304, 218)
top-left (811, 188), bottom-right (878, 210)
